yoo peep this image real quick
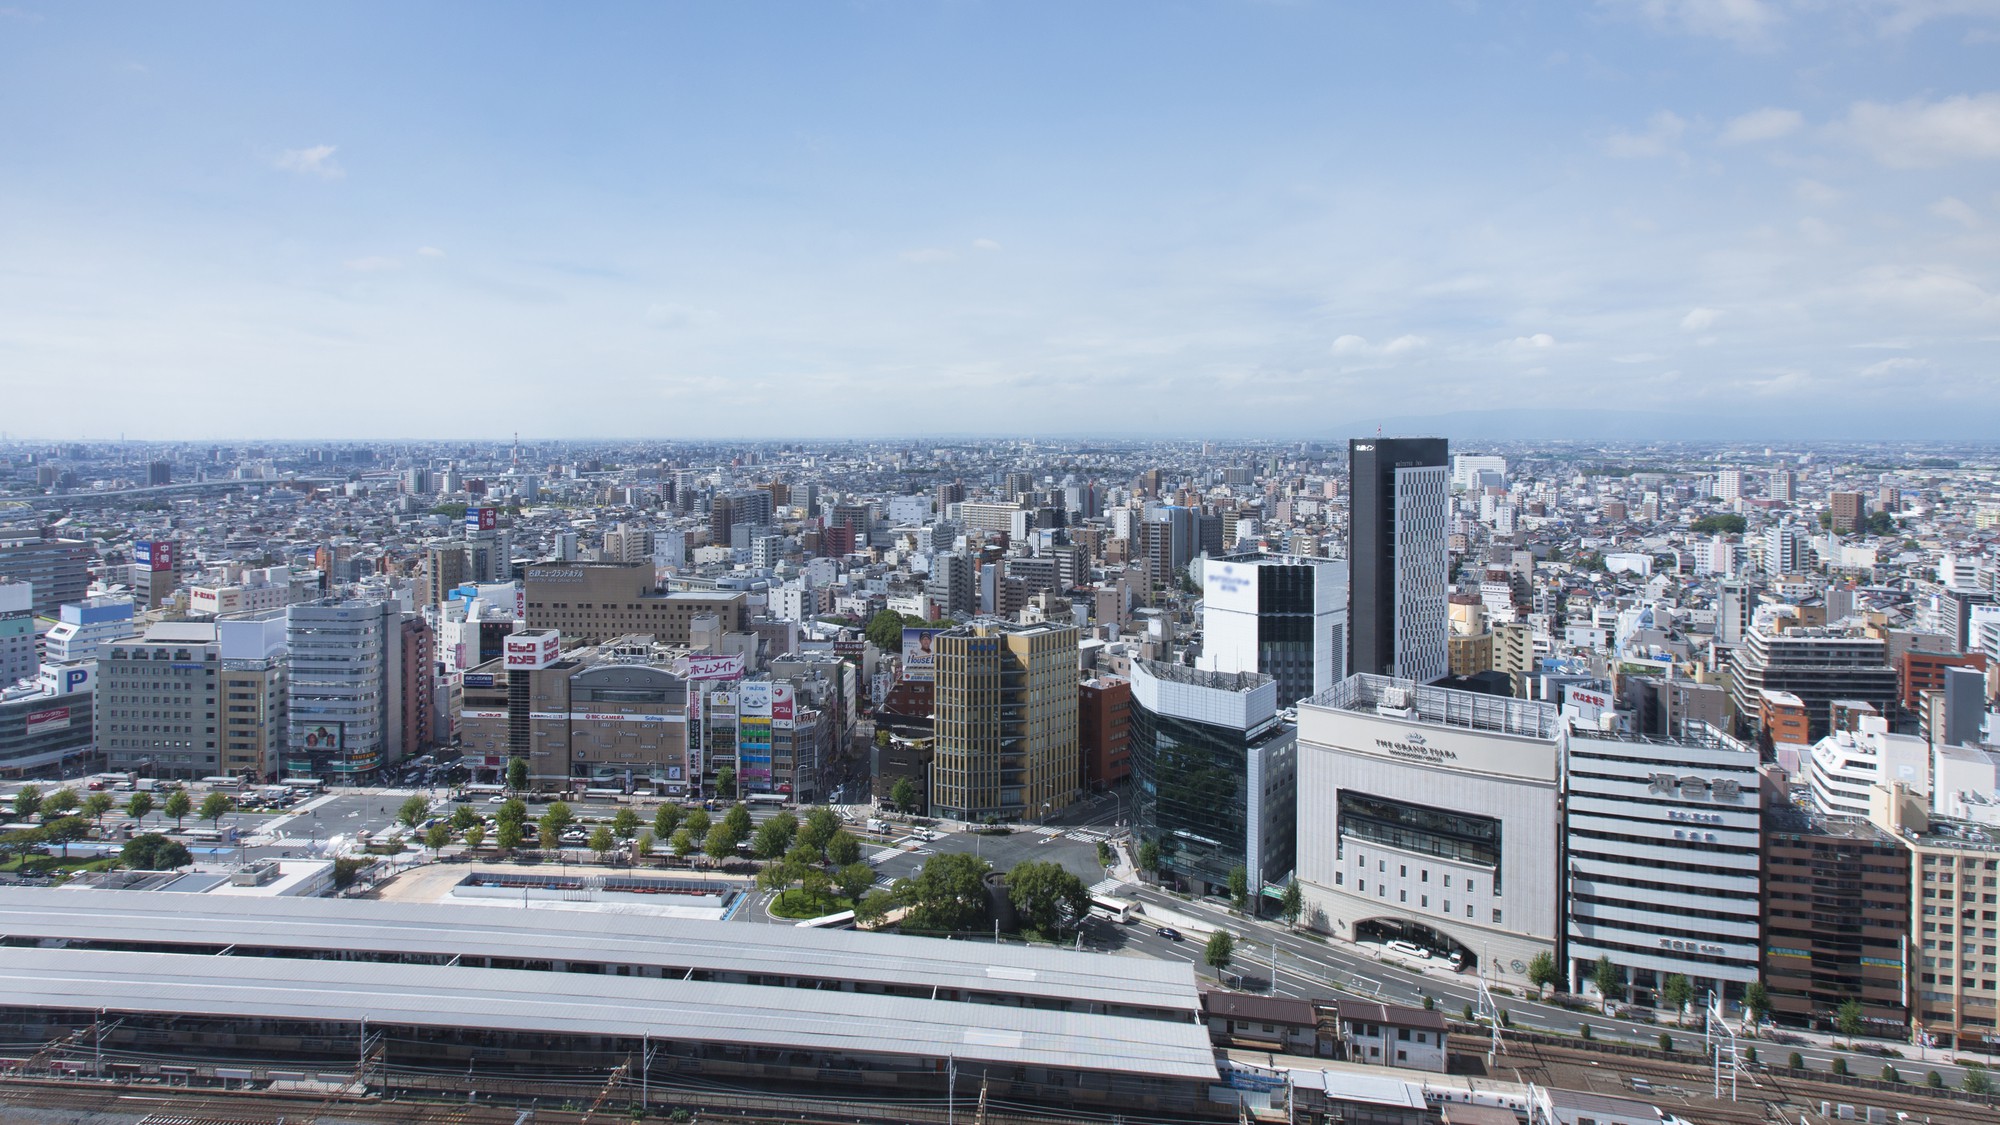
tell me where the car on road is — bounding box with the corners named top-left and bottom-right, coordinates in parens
top-left (487, 796), bottom-right (507, 804)
top-left (1386, 939), bottom-right (1429, 960)
top-left (1155, 926), bottom-right (1183, 941)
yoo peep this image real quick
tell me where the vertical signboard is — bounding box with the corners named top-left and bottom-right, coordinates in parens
top-left (737, 681), bottom-right (773, 790)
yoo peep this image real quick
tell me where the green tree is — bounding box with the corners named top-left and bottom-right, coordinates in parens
top-left (332, 856), bottom-right (370, 889)
top-left (653, 802), bottom-right (684, 839)
top-left (198, 791), bottom-right (233, 829)
top-left (1690, 513), bottom-right (1748, 535)
top-left (670, 828), bottom-right (695, 859)
top-left (42, 816), bottom-right (87, 858)
top-left (1006, 860), bottom-right (1092, 938)
top-left (799, 867), bottom-right (834, 913)
top-left (855, 888), bottom-right (898, 925)
top-left (715, 767), bottom-right (736, 799)
top-left (786, 841), bottom-right (822, 872)
top-left (125, 791), bottom-right (155, 823)
top-left (506, 757), bottom-right (529, 793)
top-left (1592, 955), bottom-right (1624, 1003)
top-left (835, 861), bottom-right (875, 902)
top-left (1096, 840), bottom-right (1114, 867)
top-left (1963, 1067), bottom-right (1990, 1095)
top-left (824, 829), bottom-right (862, 866)
top-left (1280, 880), bottom-right (1304, 929)
top-left (903, 852), bottom-right (993, 934)
top-left (496, 797), bottom-right (527, 829)
top-left (1227, 865), bottom-right (1249, 910)
top-left (1660, 1033), bottom-right (1674, 1054)
top-left (889, 776), bottom-right (918, 814)
top-left (1831, 1057), bottom-right (1848, 1077)
top-left (634, 830), bottom-right (653, 863)
top-left (397, 793), bottom-right (431, 829)
top-left (424, 822), bottom-right (452, 854)
top-left (704, 823), bottom-right (738, 864)
top-left (451, 804), bottom-right (482, 832)
top-left (590, 825), bottom-right (616, 861)
top-left (538, 802), bottom-right (574, 847)
top-left (82, 792), bottom-right (115, 828)
top-left (1927, 1070), bottom-right (1944, 1088)
top-left (799, 807), bottom-right (841, 854)
top-left (463, 823), bottom-right (486, 851)
top-left (682, 809), bottom-right (711, 843)
top-left (163, 788), bottom-right (193, 830)
top-left (1205, 929), bottom-right (1236, 972)
top-left (865, 609), bottom-right (926, 652)
top-left (1528, 951), bottom-right (1561, 997)
top-left (42, 787), bottom-right (79, 818)
top-left (1137, 838), bottom-right (1160, 875)
top-left (495, 818), bottom-right (523, 852)
top-left (12, 784), bottom-right (41, 821)
top-left (1743, 980), bottom-right (1770, 1024)
top-left (611, 807), bottom-right (641, 839)
top-left (1788, 1052), bottom-right (1804, 1070)
top-left (1662, 973), bottom-right (1694, 1020)
top-left (1836, 997), bottom-right (1865, 1041)
top-left (752, 817), bottom-right (795, 860)
top-left (722, 802), bottom-right (753, 840)
top-left (122, 832), bottom-right (191, 870)
top-left (758, 854), bottom-right (800, 895)
top-left (1881, 1064), bottom-right (1899, 1084)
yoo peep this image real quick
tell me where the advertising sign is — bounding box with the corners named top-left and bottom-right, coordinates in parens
top-left (460, 710), bottom-right (508, 720)
top-left (684, 653), bottom-right (747, 681)
top-left (740, 681), bottom-right (772, 717)
top-left (514, 584), bottom-right (527, 621)
top-left (298, 722), bottom-right (345, 752)
top-left (1204, 559), bottom-right (1257, 613)
top-left (24, 707), bottom-right (70, 735)
top-left (467, 506), bottom-right (499, 532)
top-left (134, 540), bottom-right (178, 572)
top-left (686, 686), bottom-right (703, 788)
top-left (771, 681), bottom-right (795, 730)
top-left (504, 630), bottom-right (561, 671)
top-left (189, 588), bottom-right (220, 615)
top-left (463, 673), bottom-right (494, 689)
top-left (737, 682), bottom-right (773, 788)
top-left (900, 627), bottom-right (943, 682)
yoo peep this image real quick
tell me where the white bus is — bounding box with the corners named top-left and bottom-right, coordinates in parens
top-left (747, 793), bottom-right (788, 806)
top-left (1089, 895), bottom-right (1137, 924)
top-left (794, 910), bottom-right (857, 930)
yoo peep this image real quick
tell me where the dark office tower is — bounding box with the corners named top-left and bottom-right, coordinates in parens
top-left (146, 461), bottom-right (172, 486)
top-left (1348, 437), bottom-right (1450, 684)
top-left (1003, 471), bottom-right (1035, 500)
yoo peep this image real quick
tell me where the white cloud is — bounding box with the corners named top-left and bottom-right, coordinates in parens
top-left (1604, 110), bottom-right (1687, 158)
top-left (417, 245), bottom-right (447, 257)
top-left (1330, 333), bottom-right (1427, 357)
top-left (1835, 93), bottom-right (2000, 167)
top-left (1794, 178), bottom-right (1842, 206)
top-left (644, 303), bottom-right (721, 328)
top-left (1930, 196), bottom-right (1984, 228)
top-left (1508, 333), bottom-right (1557, 348)
top-left (901, 247), bottom-right (957, 264)
top-left (1861, 356), bottom-right (1929, 377)
top-left (343, 256), bottom-right (399, 272)
top-left (1720, 106), bottom-right (1802, 143)
top-left (1680, 306), bottom-right (1722, 332)
top-left (1611, 352), bottom-right (1664, 363)
top-left (971, 238), bottom-right (1001, 251)
top-left (1610, 0), bottom-right (1782, 46)
top-left (1872, 1), bottom-right (2000, 36)
top-left (276, 144), bottom-right (344, 179)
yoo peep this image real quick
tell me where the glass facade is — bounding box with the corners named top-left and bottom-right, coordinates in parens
top-left (1133, 705), bottom-right (1295, 893)
top-left (1336, 790), bottom-right (1502, 882)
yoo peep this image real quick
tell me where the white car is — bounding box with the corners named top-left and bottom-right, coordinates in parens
top-left (487, 796), bottom-right (507, 804)
top-left (1386, 940), bottom-right (1430, 961)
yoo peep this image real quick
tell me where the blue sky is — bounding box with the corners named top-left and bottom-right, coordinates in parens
top-left (2, 1), bottom-right (1998, 440)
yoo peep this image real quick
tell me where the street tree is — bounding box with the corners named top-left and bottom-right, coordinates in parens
top-left (1965, 1068), bottom-right (1992, 1095)
top-left (682, 809), bottom-right (711, 844)
top-left (42, 787), bottom-right (79, 818)
top-left (799, 867), bottom-right (834, 914)
top-left (495, 818), bottom-right (523, 852)
top-left (125, 791), bottom-right (155, 823)
top-left (903, 852), bottom-right (993, 934)
top-left (1279, 880), bottom-right (1303, 929)
top-left (1005, 860), bottom-right (1091, 938)
top-left (506, 757), bottom-right (529, 793)
top-left (463, 824), bottom-right (486, 851)
top-left (590, 825), bottom-right (616, 861)
top-left (1227, 865), bottom-right (1249, 910)
top-left (538, 801), bottom-right (575, 847)
top-left (397, 793), bottom-right (431, 829)
top-left (611, 807), bottom-right (641, 839)
top-left (715, 767), bottom-right (736, 799)
top-left (451, 804), bottom-right (482, 832)
top-left (13, 784), bottom-right (41, 821)
top-left (670, 828), bottom-right (695, 859)
top-left (752, 817), bottom-right (793, 860)
top-left (1528, 952), bottom-right (1560, 998)
top-left (1592, 956), bottom-right (1624, 1003)
top-left (835, 861), bottom-right (875, 902)
top-left (163, 789), bottom-right (193, 830)
top-left (122, 833), bottom-right (191, 870)
top-left (1137, 838), bottom-right (1160, 875)
top-left (198, 792), bottom-right (233, 829)
top-left (634, 830), bottom-right (654, 862)
top-left (824, 829), bottom-right (862, 866)
top-left (722, 802), bottom-right (753, 840)
top-left (82, 792), bottom-right (114, 827)
top-left (1661, 973), bottom-right (1694, 1021)
top-left (424, 822), bottom-right (452, 855)
top-left (704, 823), bottom-right (738, 864)
top-left (496, 798), bottom-right (527, 829)
top-left (1205, 929), bottom-right (1236, 972)
top-left (653, 802), bottom-right (684, 839)
top-left (799, 807), bottom-right (841, 854)
top-left (855, 888), bottom-right (898, 925)
top-left (44, 816), bottom-right (88, 858)
top-left (1743, 980), bottom-right (1770, 1024)
top-left (1836, 998), bottom-right (1865, 1042)
top-left (889, 777), bottom-right (918, 814)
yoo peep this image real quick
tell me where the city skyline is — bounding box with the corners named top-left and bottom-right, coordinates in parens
top-left (3, 3), bottom-right (1998, 439)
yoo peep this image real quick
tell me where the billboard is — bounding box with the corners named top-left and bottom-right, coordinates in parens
top-left (134, 540), bottom-right (177, 572)
top-left (467, 506), bottom-right (499, 532)
top-left (1203, 559), bottom-right (1258, 613)
top-left (686, 686), bottom-right (703, 787)
top-left (739, 681), bottom-right (772, 717)
top-left (298, 722), bottom-right (345, 753)
top-left (900, 627), bottom-right (944, 683)
top-left (737, 683), bottom-right (772, 788)
top-left (685, 653), bottom-right (747, 681)
top-left (463, 673), bottom-right (495, 689)
top-left (771, 681), bottom-right (796, 730)
top-left (504, 630), bottom-right (561, 671)
top-left (514, 584), bottom-right (526, 621)
top-left (24, 707), bottom-right (70, 735)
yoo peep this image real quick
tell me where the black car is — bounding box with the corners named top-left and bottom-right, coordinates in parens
top-left (1155, 926), bottom-right (1183, 942)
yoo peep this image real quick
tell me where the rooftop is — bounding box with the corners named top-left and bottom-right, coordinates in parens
top-left (1304, 673), bottom-right (1560, 741)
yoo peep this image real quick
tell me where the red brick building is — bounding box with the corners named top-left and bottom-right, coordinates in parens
top-left (1899, 649), bottom-right (1987, 715)
top-left (1079, 675), bottom-right (1132, 788)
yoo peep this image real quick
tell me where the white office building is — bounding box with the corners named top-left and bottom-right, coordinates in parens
top-left (41, 595), bottom-right (136, 664)
top-left (1295, 674), bottom-right (1563, 987)
top-left (1564, 724), bottom-right (1763, 1004)
top-left (1198, 553), bottom-right (1348, 708)
top-left (286, 598), bottom-right (401, 779)
top-left (1803, 716), bottom-right (1929, 819)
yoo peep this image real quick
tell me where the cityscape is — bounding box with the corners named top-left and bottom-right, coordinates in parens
top-left (5, 3), bottom-right (2000, 1125)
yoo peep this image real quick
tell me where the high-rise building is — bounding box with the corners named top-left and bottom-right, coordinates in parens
top-left (217, 614), bottom-right (289, 780)
top-left (0, 582), bottom-right (34, 687)
top-left (41, 595), bottom-right (135, 664)
top-left (1830, 491), bottom-right (1865, 534)
top-left (286, 598), bottom-right (406, 779)
top-left (1348, 437), bottom-right (1449, 684)
top-left (1563, 724), bottom-right (1763, 1005)
top-left (1715, 469), bottom-right (1744, 501)
top-left (1130, 660), bottom-right (1296, 896)
top-left (0, 535), bottom-right (91, 618)
top-left (1079, 674), bottom-right (1132, 789)
top-left (0, 663), bottom-right (96, 777)
top-left (423, 544), bottom-right (467, 607)
top-left (1760, 804), bottom-right (1910, 1032)
top-left (1870, 786), bottom-right (2000, 1050)
top-left (1762, 521), bottom-right (1810, 577)
top-left (1731, 629), bottom-right (1897, 744)
top-left (1197, 553), bottom-right (1348, 707)
top-left (930, 620), bottom-right (1079, 822)
top-left (1450, 455), bottom-right (1506, 489)
top-left (522, 562), bottom-right (746, 645)
top-left (98, 623), bottom-right (224, 779)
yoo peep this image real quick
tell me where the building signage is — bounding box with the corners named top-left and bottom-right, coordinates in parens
top-left (24, 707), bottom-right (69, 734)
top-left (740, 681), bottom-right (772, 717)
top-left (1648, 773), bottom-right (1743, 801)
top-left (527, 567), bottom-right (587, 583)
top-left (900, 627), bottom-right (943, 682)
top-left (460, 709), bottom-right (508, 720)
top-left (514, 585), bottom-right (526, 620)
top-left (463, 673), bottom-right (495, 688)
top-left (1372, 731), bottom-right (1459, 764)
top-left (771, 682), bottom-right (795, 730)
top-left (134, 540), bottom-right (177, 572)
top-left (684, 653), bottom-right (746, 681)
top-left (467, 506), bottom-right (499, 532)
top-left (299, 722), bottom-right (344, 752)
top-left (504, 630), bottom-right (560, 670)
top-left (1204, 560), bottom-right (1257, 613)
top-left (190, 588), bottom-right (220, 614)
top-left (572, 712), bottom-right (682, 724)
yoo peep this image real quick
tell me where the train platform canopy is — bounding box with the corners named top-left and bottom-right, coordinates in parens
top-left (0, 887), bottom-right (1199, 1019)
top-left (0, 945), bottom-right (1222, 1082)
